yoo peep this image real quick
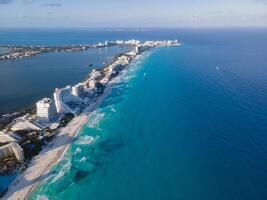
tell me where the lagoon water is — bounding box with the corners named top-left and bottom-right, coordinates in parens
top-left (0, 46), bottom-right (131, 114)
top-left (25, 29), bottom-right (267, 200)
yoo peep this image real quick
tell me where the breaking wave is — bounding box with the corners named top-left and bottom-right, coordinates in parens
top-left (111, 107), bottom-right (117, 113)
top-left (75, 135), bottom-right (94, 145)
top-left (36, 195), bottom-right (49, 200)
top-left (79, 157), bottom-right (87, 162)
top-left (75, 147), bottom-right (81, 155)
top-left (87, 110), bottom-right (105, 129)
top-left (51, 161), bottom-right (71, 184)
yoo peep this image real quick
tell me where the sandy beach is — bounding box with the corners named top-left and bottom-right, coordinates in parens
top-left (2, 83), bottom-right (113, 200)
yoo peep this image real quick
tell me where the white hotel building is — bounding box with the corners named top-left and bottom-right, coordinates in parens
top-left (36, 98), bottom-right (57, 123)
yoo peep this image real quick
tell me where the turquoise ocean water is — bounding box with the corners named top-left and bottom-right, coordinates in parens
top-left (29, 30), bottom-right (267, 199)
top-left (0, 28), bottom-right (267, 199)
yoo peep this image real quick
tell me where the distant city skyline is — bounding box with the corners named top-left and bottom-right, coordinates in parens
top-left (0, 0), bottom-right (267, 27)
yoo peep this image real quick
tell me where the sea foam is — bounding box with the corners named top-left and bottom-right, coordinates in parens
top-left (76, 135), bottom-right (94, 145)
top-left (87, 110), bottom-right (105, 129)
top-left (36, 195), bottom-right (49, 200)
top-left (51, 161), bottom-right (71, 184)
top-left (75, 147), bottom-right (81, 155)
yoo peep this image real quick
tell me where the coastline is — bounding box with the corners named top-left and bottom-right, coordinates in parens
top-left (2, 53), bottom-right (141, 200)
top-left (3, 80), bottom-right (113, 200)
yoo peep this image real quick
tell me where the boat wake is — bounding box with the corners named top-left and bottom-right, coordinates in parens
top-left (143, 72), bottom-right (147, 80)
top-left (216, 66), bottom-right (221, 73)
top-left (216, 66), bottom-right (228, 80)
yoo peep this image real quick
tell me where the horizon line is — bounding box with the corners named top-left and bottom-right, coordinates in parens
top-left (0, 26), bottom-right (267, 29)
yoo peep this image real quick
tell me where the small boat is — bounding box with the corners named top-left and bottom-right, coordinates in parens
top-left (88, 64), bottom-right (93, 67)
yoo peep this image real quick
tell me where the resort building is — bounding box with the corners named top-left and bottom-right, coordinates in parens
top-left (125, 39), bottom-right (141, 45)
top-left (36, 98), bottom-right (57, 123)
top-left (0, 131), bottom-right (22, 144)
top-left (135, 46), bottom-right (140, 54)
top-left (90, 69), bottom-right (102, 80)
top-left (88, 80), bottom-right (96, 89)
top-left (11, 118), bottom-right (43, 132)
top-left (72, 84), bottom-right (84, 98)
top-left (0, 142), bottom-right (24, 162)
top-left (54, 86), bottom-right (83, 115)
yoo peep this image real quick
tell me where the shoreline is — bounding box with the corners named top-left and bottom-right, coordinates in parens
top-left (2, 79), bottom-right (115, 200)
top-left (2, 53), bottom-right (141, 200)
top-left (0, 43), bottom-right (117, 61)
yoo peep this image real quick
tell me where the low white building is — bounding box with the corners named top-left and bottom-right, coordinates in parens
top-left (0, 131), bottom-right (22, 144)
top-left (11, 119), bottom-right (43, 132)
top-left (89, 69), bottom-right (102, 80)
top-left (88, 79), bottom-right (96, 89)
top-left (100, 77), bottom-right (109, 85)
top-left (36, 98), bottom-right (57, 123)
top-left (0, 142), bottom-right (24, 162)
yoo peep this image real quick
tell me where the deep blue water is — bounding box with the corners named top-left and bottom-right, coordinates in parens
top-left (24, 28), bottom-right (267, 200)
top-left (0, 28), bottom-right (181, 45)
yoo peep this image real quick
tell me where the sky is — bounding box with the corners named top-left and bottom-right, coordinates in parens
top-left (0, 0), bottom-right (267, 27)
